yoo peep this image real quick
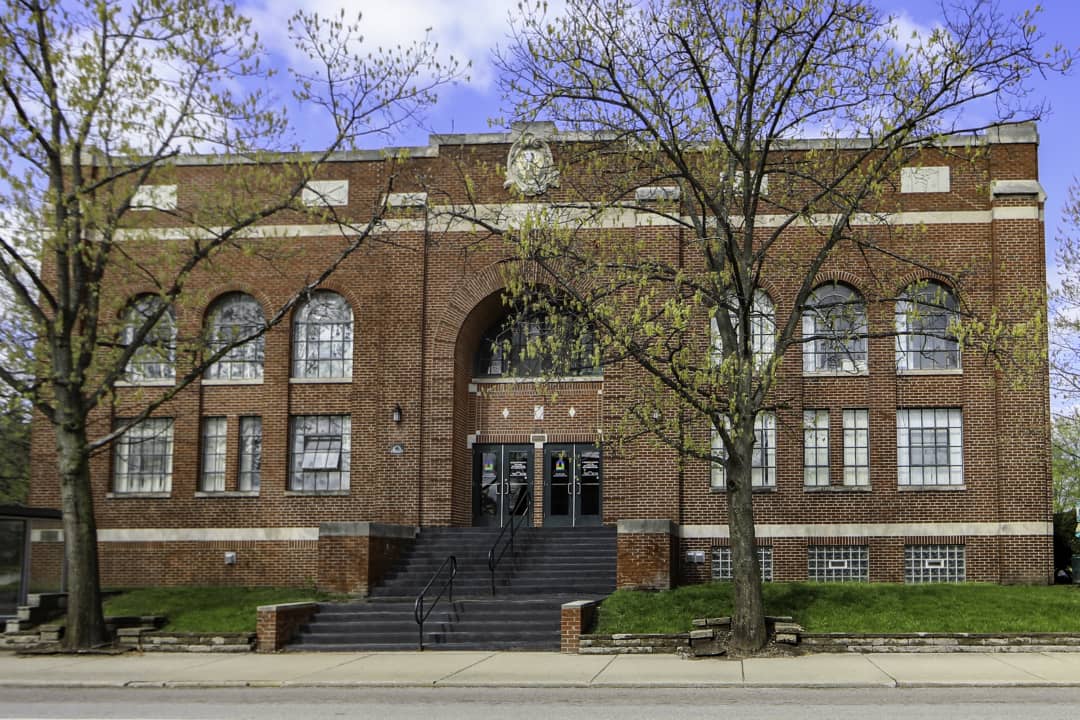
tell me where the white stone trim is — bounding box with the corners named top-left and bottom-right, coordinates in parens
top-left (384, 192), bottom-right (428, 208)
top-left (901, 166), bottom-right (950, 194)
top-left (635, 186), bottom-right (681, 202)
top-left (678, 521), bottom-right (1051, 539)
top-left (302, 180), bottom-right (349, 207)
top-left (120, 204), bottom-right (1042, 242)
top-left (991, 179), bottom-right (1046, 202)
top-left (131, 184), bottom-right (177, 211)
top-left (992, 206), bottom-right (1042, 221)
top-left (98, 527), bottom-right (319, 542)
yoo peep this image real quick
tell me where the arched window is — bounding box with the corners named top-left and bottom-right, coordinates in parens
top-left (711, 290), bottom-right (776, 367)
top-left (205, 293), bottom-right (266, 381)
top-left (292, 291), bottom-right (353, 379)
top-left (802, 284), bottom-right (867, 374)
top-left (474, 300), bottom-right (599, 379)
top-left (122, 295), bottom-right (175, 382)
top-left (896, 281), bottom-right (960, 371)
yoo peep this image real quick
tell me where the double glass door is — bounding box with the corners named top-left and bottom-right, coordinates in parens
top-left (472, 444), bottom-right (533, 528)
top-left (544, 444), bottom-right (602, 527)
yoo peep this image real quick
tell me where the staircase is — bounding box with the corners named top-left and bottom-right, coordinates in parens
top-left (288, 526), bottom-right (616, 651)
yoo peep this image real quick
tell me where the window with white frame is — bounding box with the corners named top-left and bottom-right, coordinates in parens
top-left (292, 291), bottom-right (353, 379)
top-left (113, 418), bottom-right (174, 493)
top-left (808, 545), bottom-right (868, 582)
top-left (802, 284), bottom-right (867, 374)
top-left (712, 546), bottom-right (773, 581)
top-left (896, 281), bottom-right (960, 371)
top-left (289, 415), bottom-right (351, 492)
top-left (904, 544), bottom-right (965, 583)
top-left (200, 417), bottom-right (227, 492)
top-left (711, 290), bottom-right (776, 368)
top-left (238, 416), bottom-right (262, 492)
top-left (206, 293), bottom-right (265, 381)
top-left (803, 410), bottom-right (830, 486)
top-left (711, 411), bottom-right (776, 489)
top-left (897, 408), bottom-right (963, 486)
top-left (842, 409), bottom-right (870, 486)
top-left (121, 296), bottom-right (176, 383)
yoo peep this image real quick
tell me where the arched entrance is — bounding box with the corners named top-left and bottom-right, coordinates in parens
top-left (451, 283), bottom-right (604, 528)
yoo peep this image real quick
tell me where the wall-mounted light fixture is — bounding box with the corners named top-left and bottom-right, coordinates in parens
top-left (392, 403), bottom-right (403, 424)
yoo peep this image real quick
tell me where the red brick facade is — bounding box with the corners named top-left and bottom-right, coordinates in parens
top-left (28, 123), bottom-right (1053, 590)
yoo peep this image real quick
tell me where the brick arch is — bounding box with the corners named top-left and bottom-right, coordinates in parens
top-left (893, 272), bottom-right (960, 300)
top-left (432, 259), bottom-right (564, 353)
top-left (808, 270), bottom-right (869, 298)
top-left (199, 286), bottom-right (274, 327)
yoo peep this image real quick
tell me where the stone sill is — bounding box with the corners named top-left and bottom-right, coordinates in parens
top-left (897, 485), bottom-right (966, 492)
top-left (802, 370), bottom-right (868, 378)
top-left (114, 379), bottom-right (175, 387)
top-left (106, 492), bottom-right (171, 499)
top-left (201, 379), bottom-right (264, 386)
top-left (284, 490), bottom-right (350, 497)
top-left (471, 375), bottom-right (603, 385)
top-left (804, 485), bottom-right (873, 493)
top-left (289, 377), bottom-right (352, 384)
top-left (710, 487), bottom-right (777, 494)
top-left (895, 368), bottom-right (962, 376)
top-left (194, 491), bottom-right (260, 498)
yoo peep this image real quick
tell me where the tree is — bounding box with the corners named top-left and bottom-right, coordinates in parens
top-left (1053, 180), bottom-right (1080, 513)
top-left (0, 0), bottom-right (460, 648)
top-left (493, 0), bottom-right (1067, 653)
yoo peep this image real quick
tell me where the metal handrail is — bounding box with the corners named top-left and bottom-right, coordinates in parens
top-left (413, 554), bottom-right (457, 651)
top-left (487, 492), bottom-right (532, 596)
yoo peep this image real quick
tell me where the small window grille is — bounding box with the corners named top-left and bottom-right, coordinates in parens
top-left (711, 546), bottom-right (773, 581)
top-left (904, 544), bottom-right (965, 583)
top-left (808, 545), bottom-right (868, 582)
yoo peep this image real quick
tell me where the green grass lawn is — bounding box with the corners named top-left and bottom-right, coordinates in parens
top-left (102, 587), bottom-right (340, 633)
top-left (594, 582), bottom-right (1080, 635)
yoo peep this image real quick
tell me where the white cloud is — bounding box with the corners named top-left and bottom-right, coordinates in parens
top-left (241, 0), bottom-right (547, 92)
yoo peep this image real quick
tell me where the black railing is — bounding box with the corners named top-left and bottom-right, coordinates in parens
top-left (487, 493), bottom-right (532, 596)
top-left (413, 554), bottom-right (457, 651)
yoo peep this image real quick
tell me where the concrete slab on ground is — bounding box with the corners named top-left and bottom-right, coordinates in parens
top-left (287, 652), bottom-right (497, 686)
top-left (965, 652), bottom-right (1080, 685)
top-left (591, 653), bottom-right (743, 686)
top-left (436, 652), bottom-right (611, 687)
top-left (866, 653), bottom-right (1046, 686)
top-left (742, 654), bottom-right (895, 687)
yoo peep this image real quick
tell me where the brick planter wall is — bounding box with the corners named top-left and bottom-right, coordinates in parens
top-left (256, 602), bottom-right (319, 652)
top-left (561, 600), bottom-right (600, 653)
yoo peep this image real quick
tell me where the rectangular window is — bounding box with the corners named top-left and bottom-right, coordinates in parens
top-left (897, 408), bottom-right (963, 486)
top-left (289, 415), bottom-right (351, 492)
top-left (200, 417), bottom-right (227, 492)
top-left (238, 416), bottom-right (262, 492)
top-left (114, 418), bottom-right (174, 493)
top-left (904, 544), bottom-right (965, 583)
top-left (803, 410), bottom-right (830, 486)
top-left (711, 412), bottom-right (776, 489)
top-left (843, 409), bottom-right (870, 486)
top-left (711, 546), bottom-right (773, 581)
top-left (808, 545), bottom-right (868, 582)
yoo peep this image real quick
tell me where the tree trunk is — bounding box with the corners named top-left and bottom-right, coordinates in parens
top-left (55, 421), bottom-right (108, 649)
top-left (727, 449), bottom-right (767, 654)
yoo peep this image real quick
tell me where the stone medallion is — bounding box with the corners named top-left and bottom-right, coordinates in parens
top-left (504, 132), bottom-right (560, 196)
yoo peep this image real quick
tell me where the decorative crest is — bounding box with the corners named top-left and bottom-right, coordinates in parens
top-left (504, 133), bottom-right (560, 196)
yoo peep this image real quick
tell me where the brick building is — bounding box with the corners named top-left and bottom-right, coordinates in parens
top-left (28, 122), bottom-right (1053, 593)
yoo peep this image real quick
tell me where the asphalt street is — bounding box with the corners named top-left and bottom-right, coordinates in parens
top-left (3, 686), bottom-right (1080, 720)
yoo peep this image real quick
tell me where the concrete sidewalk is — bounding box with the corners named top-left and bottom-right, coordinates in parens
top-left (3, 650), bottom-right (1080, 688)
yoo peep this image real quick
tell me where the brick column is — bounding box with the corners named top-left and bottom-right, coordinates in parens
top-left (560, 599), bottom-right (599, 653)
top-left (256, 602), bottom-right (318, 652)
top-left (616, 519), bottom-right (678, 590)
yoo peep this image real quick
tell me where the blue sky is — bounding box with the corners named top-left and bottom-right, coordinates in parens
top-left (242, 0), bottom-right (1079, 269)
